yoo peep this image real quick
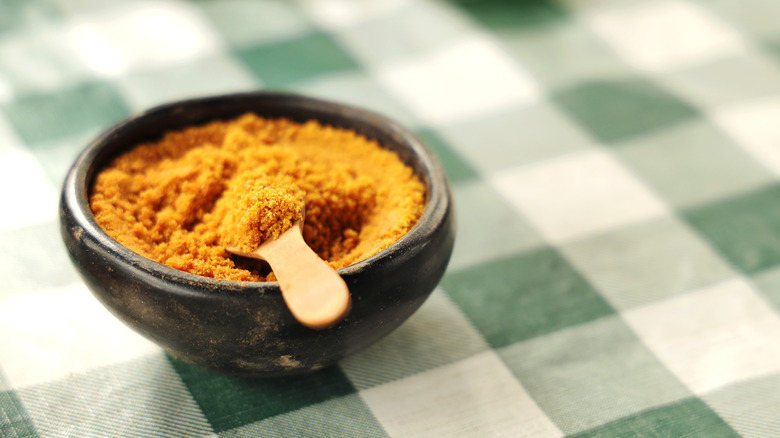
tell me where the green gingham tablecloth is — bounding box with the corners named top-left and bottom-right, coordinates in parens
top-left (3, 0), bottom-right (780, 436)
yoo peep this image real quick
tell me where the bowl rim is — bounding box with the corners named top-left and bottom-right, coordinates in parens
top-left (61, 91), bottom-right (451, 298)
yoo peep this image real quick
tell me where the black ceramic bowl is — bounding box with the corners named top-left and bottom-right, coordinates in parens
top-left (60, 92), bottom-right (455, 376)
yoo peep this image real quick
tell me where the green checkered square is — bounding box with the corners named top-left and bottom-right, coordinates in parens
top-left (659, 53), bottom-right (780, 108)
top-left (765, 40), bottom-right (780, 60)
top-left (0, 386), bottom-right (37, 438)
top-left (437, 102), bottom-right (594, 172)
top-left (453, 0), bottom-right (566, 29)
top-left (414, 129), bottom-right (477, 184)
top-left (220, 394), bottom-right (386, 438)
top-left (751, 267), bottom-right (780, 312)
top-left (449, 179), bottom-right (543, 271)
top-left (1, 80), bottom-right (131, 146)
top-left (171, 358), bottom-right (356, 433)
top-left (553, 78), bottom-right (698, 143)
top-left (442, 247), bottom-right (614, 348)
top-left (291, 70), bottom-right (420, 130)
top-left (237, 32), bottom-right (359, 87)
top-left (685, 184), bottom-right (780, 274)
top-left (614, 120), bottom-right (774, 208)
top-left (196, 0), bottom-right (311, 48)
top-left (0, 0), bottom-right (61, 34)
top-left (116, 54), bottom-right (259, 111)
top-left (571, 398), bottom-right (738, 438)
top-left (560, 217), bottom-right (734, 310)
top-left (501, 316), bottom-right (691, 435)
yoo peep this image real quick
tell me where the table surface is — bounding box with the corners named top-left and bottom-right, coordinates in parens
top-left (3, 0), bottom-right (780, 436)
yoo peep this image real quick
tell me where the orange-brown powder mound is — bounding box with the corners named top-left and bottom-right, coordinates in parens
top-left (89, 113), bottom-right (426, 282)
top-left (216, 171), bottom-right (305, 253)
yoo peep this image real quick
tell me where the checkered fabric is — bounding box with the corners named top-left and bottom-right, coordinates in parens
top-left (2, 0), bottom-right (780, 436)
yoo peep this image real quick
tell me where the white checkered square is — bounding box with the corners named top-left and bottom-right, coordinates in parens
top-left (0, 76), bottom-right (10, 102)
top-left (360, 351), bottom-right (563, 437)
top-left (116, 54), bottom-right (259, 111)
top-left (556, 0), bottom-right (645, 11)
top-left (68, 1), bottom-right (222, 77)
top-left (623, 278), bottom-right (780, 394)
top-left (712, 96), bottom-right (780, 177)
top-left (492, 149), bottom-right (669, 244)
top-left (0, 26), bottom-right (92, 98)
top-left (559, 217), bottom-right (735, 310)
top-left (0, 146), bottom-right (58, 231)
top-left (585, 0), bottom-right (744, 73)
top-left (298, 0), bottom-right (411, 29)
top-left (378, 33), bottom-right (541, 125)
top-left (0, 285), bottom-right (160, 388)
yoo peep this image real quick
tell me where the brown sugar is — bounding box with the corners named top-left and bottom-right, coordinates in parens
top-left (89, 113), bottom-right (426, 282)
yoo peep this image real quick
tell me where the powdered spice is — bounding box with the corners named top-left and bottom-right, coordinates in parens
top-left (90, 113), bottom-right (426, 281)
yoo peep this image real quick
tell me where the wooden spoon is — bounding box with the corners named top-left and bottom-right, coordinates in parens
top-left (226, 220), bottom-right (351, 330)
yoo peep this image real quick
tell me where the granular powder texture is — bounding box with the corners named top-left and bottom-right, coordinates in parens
top-left (90, 113), bottom-right (426, 281)
top-left (216, 171), bottom-right (305, 253)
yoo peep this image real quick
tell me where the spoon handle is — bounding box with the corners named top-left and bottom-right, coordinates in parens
top-left (255, 222), bottom-right (351, 330)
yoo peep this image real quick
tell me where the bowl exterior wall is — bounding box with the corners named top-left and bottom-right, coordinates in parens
top-left (59, 91), bottom-right (455, 376)
top-left (61, 191), bottom-right (453, 375)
